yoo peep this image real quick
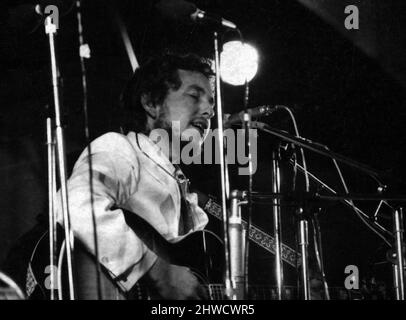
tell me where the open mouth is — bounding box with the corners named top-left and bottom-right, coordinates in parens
top-left (190, 119), bottom-right (208, 137)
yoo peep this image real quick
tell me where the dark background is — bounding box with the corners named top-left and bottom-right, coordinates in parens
top-left (1, 0), bottom-right (405, 296)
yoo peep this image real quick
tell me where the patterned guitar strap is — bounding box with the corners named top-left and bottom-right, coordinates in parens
top-left (174, 165), bottom-right (195, 235)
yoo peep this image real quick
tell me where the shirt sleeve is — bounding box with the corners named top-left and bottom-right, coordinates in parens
top-left (55, 133), bottom-right (157, 291)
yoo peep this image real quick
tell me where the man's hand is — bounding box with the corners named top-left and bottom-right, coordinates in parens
top-left (146, 257), bottom-right (207, 300)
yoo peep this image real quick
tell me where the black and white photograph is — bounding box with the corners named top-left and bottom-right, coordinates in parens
top-left (0, 0), bottom-right (405, 305)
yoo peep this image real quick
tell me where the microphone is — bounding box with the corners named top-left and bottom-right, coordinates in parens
top-left (224, 105), bottom-right (279, 127)
top-left (228, 190), bottom-right (246, 299)
top-left (156, 0), bottom-right (237, 29)
top-left (191, 8), bottom-right (237, 29)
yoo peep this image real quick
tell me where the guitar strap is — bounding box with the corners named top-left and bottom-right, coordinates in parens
top-left (174, 166), bottom-right (213, 281)
top-left (134, 134), bottom-right (195, 236)
top-left (174, 165), bottom-right (194, 235)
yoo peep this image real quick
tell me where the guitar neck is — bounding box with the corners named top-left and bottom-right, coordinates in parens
top-left (202, 197), bottom-right (301, 268)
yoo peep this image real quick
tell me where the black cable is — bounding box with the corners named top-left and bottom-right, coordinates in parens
top-left (278, 106), bottom-right (309, 299)
top-left (220, 27), bottom-right (243, 44)
top-left (75, 0), bottom-right (103, 300)
top-left (330, 151), bottom-right (393, 247)
top-left (257, 124), bottom-right (393, 245)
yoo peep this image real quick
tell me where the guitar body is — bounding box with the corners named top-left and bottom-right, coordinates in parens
top-left (26, 218), bottom-right (361, 300)
top-left (28, 223), bottom-right (224, 300)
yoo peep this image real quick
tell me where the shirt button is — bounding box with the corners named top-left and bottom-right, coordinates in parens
top-left (101, 256), bottom-right (109, 264)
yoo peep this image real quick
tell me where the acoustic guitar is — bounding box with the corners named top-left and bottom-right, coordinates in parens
top-left (27, 189), bottom-right (300, 300)
top-left (27, 210), bottom-right (224, 300)
top-left (27, 215), bottom-right (363, 300)
top-left (26, 196), bottom-right (361, 300)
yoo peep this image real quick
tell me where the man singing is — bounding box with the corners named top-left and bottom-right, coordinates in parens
top-left (55, 52), bottom-right (215, 299)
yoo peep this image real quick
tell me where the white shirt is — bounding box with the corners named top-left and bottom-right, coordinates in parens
top-left (56, 132), bottom-right (208, 291)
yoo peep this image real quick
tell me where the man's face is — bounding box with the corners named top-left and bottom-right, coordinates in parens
top-left (153, 69), bottom-right (215, 160)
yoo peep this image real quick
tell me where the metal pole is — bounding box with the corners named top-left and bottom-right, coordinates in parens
top-left (271, 150), bottom-right (284, 300)
top-left (46, 118), bottom-right (57, 300)
top-left (299, 219), bottom-right (311, 300)
top-left (45, 16), bottom-right (75, 300)
top-left (393, 208), bottom-right (405, 300)
top-left (213, 32), bottom-right (233, 299)
top-left (393, 264), bottom-right (400, 300)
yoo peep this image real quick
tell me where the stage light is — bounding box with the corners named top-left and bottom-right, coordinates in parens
top-left (220, 41), bottom-right (259, 86)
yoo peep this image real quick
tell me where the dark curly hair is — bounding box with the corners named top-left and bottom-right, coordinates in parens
top-left (119, 52), bottom-right (215, 134)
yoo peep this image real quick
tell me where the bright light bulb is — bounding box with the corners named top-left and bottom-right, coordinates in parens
top-left (220, 41), bottom-right (259, 86)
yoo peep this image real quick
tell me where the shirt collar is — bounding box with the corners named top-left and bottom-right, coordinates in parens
top-left (127, 131), bottom-right (176, 176)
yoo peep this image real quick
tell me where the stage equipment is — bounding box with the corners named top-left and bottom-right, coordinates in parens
top-left (46, 117), bottom-right (57, 300)
top-left (393, 208), bottom-right (405, 300)
top-left (229, 190), bottom-right (247, 299)
top-left (268, 149), bottom-right (284, 299)
top-left (110, 3), bottom-right (139, 72)
top-left (298, 218), bottom-right (310, 299)
top-left (44, 15), bottom-right (75, 300)
top-left (6, 1), bottom-right (74, 34)
top-left (74, 0), bottom-right (104, 300)
top-left (220, 41), bottom-right (259, 86)
top-left (156, 0), bottom-right (237, 29)
top-left (216, 32), bottom-right (259, 300)
top-left (252, 120), bottom-right (406, 300)
top-left (277, 106), bottom-right (311, 300)
top-left (224, 105), bottom-right (278, 127)
top-left (235, 106), bottom-right (312, 300)
top-left (213, 31), bottom-right (234, 299)
top-left (215, 28), bottom-right (258, 300)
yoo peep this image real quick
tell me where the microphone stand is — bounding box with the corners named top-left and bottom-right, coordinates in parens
top-left (297, 210), bottom-right (310, 299)
top-left (46, 117), bottom-right (57, 300)
top-left (229, 190), bottom-right (247, 299)
top-left (254, 122), bottom-right (406, 299)
top-left (252, 122), bottom-right (391, 181)
top-left (271, 148), bottom-right (285, 300)
top-left (242, 78), bottom-right (253, 300)
top-left (213, 31), bottom-right (233, 299)
top-left (45, 16), bottom-right (75, 300)
top-left (393, 208), bottom-right (405, 300)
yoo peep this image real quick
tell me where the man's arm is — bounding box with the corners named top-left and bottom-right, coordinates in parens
top-left (56, 146), bottom-right (157, 291)
top-left (56, 133), bottom-right (205, 298)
